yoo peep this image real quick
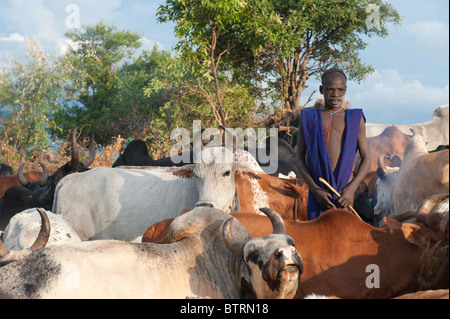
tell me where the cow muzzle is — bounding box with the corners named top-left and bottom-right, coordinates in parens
top-left (262, 246), bottom-right (303, 291)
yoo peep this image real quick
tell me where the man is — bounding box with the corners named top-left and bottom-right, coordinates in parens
top-left (295, 68), bottom-right (371, 220)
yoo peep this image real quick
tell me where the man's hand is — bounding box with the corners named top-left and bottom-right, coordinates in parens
top-left (336, 186), bottom-right (355, 209)
top-left (312, 187), bottom-right (336, 211)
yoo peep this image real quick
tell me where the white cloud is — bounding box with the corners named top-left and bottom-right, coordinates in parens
top-left (139, 37), bottom-right (165, 51)
top-left (0, 33), bottom-right (25, 42)
top-left (347, 69), bottom-right (449, 124)
top-left (405, 20), bottom-right (449, 59)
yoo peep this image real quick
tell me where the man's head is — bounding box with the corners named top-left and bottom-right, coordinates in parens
top-left (319, 68), bottom-right (347, 110)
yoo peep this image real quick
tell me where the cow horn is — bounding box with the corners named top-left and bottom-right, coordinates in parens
top-left (17, 163), bottom-right (29, 186)
top-left (222, 217), bottom-right (252, 257)
top-left (81, 133), bottom-right (97, 167)
top-left (259, 207), bottom-right (287, 235)
top-left (30, 208), bottom-right (51, 251)
top-left (0, 208), bottom-right (50, 264)
top-left (69, 127), bottom-right (80, 170)
top-left (377, 154), bottom-right (389, 172)
top-left (417, 194), bottom-right (449, 218)
top-left (38, 162), bottom-right (49, 186)
top-left (417, 194), bottom-right (449, 231)
top-left (219, 125), bottom-right (236, 154)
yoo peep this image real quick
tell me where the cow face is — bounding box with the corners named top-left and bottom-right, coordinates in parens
top-left (221, 207), bottom-right (303, 299)
top-left (242, 234), bottom-right (303, 299)
top-left (173, 146), bottom-right (260, 213)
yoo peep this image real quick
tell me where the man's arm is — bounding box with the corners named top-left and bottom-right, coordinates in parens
top-left (337, 117), bottom-right (371, 208)
top-left (295, 122), bottom-right (336, 210)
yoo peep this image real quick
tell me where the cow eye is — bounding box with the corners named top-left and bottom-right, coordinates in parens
top-left (245, 250), bottom-right (259, 264)
top-left (222, 170), bottom-right (231, 177)
top-left (288, 238), bottom-right (295, 247)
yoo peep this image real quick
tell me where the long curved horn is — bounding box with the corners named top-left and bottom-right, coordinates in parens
top-left (81, 133), bottom-right (97, 167)
top-left (17, 163), bottom-right (29, 186)
top-left (417, 194), bottom-right (449, 217)
top-left (222, 217), bottom-right (252, 257)
top-left (259, 207), bottom-right (287, 235)
top-left (30, 208), bottom-right (51, 250)
top-left (69, 127), bottom-right (80, 170)
top-left (377, 154), bottom-right (389, 172)
top-left (38, 162), bottom-right (49, 186)
top-left (0, 208), bottom-right (50, 265)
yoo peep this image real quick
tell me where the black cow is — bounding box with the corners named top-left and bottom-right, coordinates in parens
top-left (0, 164), bottom-right (14, 176)
top-left (17, 127), bottom-right (97, 210)
top-left (0, 186), bottom-right (47, 231)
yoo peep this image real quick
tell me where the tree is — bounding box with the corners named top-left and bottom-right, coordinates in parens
top-left (58, 22), bottom-right (142, 144)
top-left (141, 46), bottom-right (256, 157)
top-left (158, 0), bottom-right (401, 116)
top-left (0, 37), bottom-right (67, 163)
top-left (244, 0), bottom-right (402, 112)
top-left (157, 0), bottom-right (255, 126)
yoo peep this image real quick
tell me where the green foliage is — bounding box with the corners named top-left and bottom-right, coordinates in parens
top-left (159, 0), bottom-right (401, 112)
top-left (157, 0), bottom-right (261, 126)
top-left (0, 38), bottom-right (67, 162)
top-left (56, 22), bottom-right (143, 144)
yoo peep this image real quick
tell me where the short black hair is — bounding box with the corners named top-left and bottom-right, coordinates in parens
top-left (321, 68), bottom-right (347, 83)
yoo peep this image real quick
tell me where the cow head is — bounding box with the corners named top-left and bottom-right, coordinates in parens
top-left (173, 126), bottom-right (261, 213)
top-left (222, 208), bottom-right (303, 299)
top-left (403, 129), bottom-right (428, 159)
top-left (374, 154), bottom-right (402, 221)
top-left (0, 208), bottom-right (50, 266)
top-left (0, 163), bottom-right (14, 176)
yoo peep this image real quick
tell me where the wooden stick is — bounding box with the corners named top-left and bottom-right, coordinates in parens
top-left (318, 177), bottom-right (362, 220)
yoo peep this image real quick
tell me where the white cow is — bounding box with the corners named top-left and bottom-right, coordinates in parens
top-left (0, 207), bottom-right (303, 299)
top-left (0, 208), bottom-right (50, 265)
top-left (366, 105), bottom-right (449, 151)
top-left (3, 208), bottom-right (81, 250)
top-left (390, 132), bottom-right (449, 216)
top-left (53, 145), bottom-right (262, 241)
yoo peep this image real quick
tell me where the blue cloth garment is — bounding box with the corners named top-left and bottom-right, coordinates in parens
top-left (300, 108), bottom-right (365, 220)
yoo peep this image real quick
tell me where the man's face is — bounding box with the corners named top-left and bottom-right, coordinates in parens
top-left (319, 75), bottom-right (347, 109)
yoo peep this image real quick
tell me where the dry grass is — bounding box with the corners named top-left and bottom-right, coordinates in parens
top-left (1, 135), bottom-right (125, 175)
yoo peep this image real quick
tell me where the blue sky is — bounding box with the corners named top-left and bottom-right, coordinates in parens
top-left (0, 0), bottom-right (448, 125)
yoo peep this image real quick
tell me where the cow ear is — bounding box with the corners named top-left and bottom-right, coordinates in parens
top-left (172, 165), bottom-right (195, 179)
top-left (383, 217), bottom-right (402, 229)
top-left (400, 223), bottom-right (423, 245)
top-left (236, 164), bottom-right (261, 180)
top-left (385, 217), bottom-right (423, 245)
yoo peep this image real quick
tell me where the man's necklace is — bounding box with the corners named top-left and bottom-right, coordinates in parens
top-left (321, 105), bottom-right (343, 143)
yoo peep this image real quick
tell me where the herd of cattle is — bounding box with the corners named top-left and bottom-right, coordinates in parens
top-left (0, 105), bottom-right (448, 299)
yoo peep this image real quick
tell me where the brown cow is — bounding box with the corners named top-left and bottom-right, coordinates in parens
top-left (0, 170), bottom-right (43, 197)
top-left (144, 207), bottom-right (448, 299)
top-left (235, 173), bottom-right (308, 220)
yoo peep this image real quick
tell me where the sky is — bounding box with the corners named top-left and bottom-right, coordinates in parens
top-left (0, 0), bottom-right (448, 125)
